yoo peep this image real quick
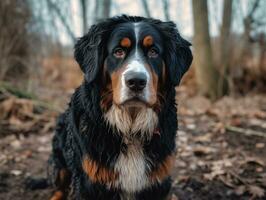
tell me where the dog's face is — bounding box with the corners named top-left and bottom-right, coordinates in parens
top-left (75, 16), bottom-right (192, 131)
top-left (75, 16), bottom-right (192, 111)
top-left (105, 22), bottom-right (163, 107)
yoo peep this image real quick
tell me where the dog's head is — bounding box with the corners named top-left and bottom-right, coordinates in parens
top-left (75, 15), bottom-right (192, 136)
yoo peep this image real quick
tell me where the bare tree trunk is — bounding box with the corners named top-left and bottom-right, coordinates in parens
top-left (192, 0), bottom-right (220, 100)
top-left (218, 0), bottom-right (232, 96)
top-left (94, 0), bottom-right (112, 22)
top-left (258, 33), bottom-right (266, 73)
top-left (0, 0), bottom-right (31, 82)
top-left (162, 0), bottom-right (170, 21)
top-left (220, 0), bottom-right (233, 63)
top-left (140, 0), bottom-right (151, 18)
top-left (80, 0), bottom-right (88, 34)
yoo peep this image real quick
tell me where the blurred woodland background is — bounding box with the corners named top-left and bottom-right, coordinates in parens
top-left (0, 0), bottom-right (266, 199)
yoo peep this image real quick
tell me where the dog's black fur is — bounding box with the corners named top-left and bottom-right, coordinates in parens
top-left (49, 15), bottom-right (192, 200)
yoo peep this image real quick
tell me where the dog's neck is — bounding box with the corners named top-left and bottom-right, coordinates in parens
top-left (104, 104), bottom-right (158, 141)
top-left (127, 106), bottom-right (142, 120)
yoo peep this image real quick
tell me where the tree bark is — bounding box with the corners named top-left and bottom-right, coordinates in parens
top-left (258, 33), bottom-right (266, 73)
top-left (218, 0), bottom-right (233, 96)
top-left (192, 0), bottom-right (220, 100)
top-left (80, 0), bottom-right (88, 34)
top-left (94, 0), bottom-right (112, 22)
top-left (220, 0), bottom-right (233, 63)
top-left (162, 0), bottom-right (170, 21)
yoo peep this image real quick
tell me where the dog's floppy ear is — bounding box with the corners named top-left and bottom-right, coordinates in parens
top-left (74, 23), bottom-right (108, 83)
top-left (158, 21), bottom-right (193, 86)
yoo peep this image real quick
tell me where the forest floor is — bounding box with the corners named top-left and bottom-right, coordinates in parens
top-left (0, 83), bottom-right (266, 200)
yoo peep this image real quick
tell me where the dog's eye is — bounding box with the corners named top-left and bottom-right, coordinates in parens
top-left (148, 48), bottom-right (158, 58)
top-left (114, 48), bottom-right (125, 58)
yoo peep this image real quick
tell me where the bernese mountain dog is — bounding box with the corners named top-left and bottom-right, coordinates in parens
top-left (49, 15), bottom-right (192, 200)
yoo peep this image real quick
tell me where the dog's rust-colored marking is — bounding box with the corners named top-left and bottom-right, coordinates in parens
top-left (50, 191), bottom-right (64, 200)
top-left (100, 88), bottom-right (113, 111)
top-left (50, 168), bottom-right (70, 200)
top-left (54, 168), bottom-right (71, 189)
top-left (143, 35), bottom-right (154, 47)
top-left (58, 169), bottom-right (68, 184)
top-left (100, 70), bottom-right (113, 112)
top-left (82, 157), bottom-right (118, 185)
top-left (149, 154), bottom-right (175, 182)
top-left (110, 65), bottom-right (127, 105)
top-left (120, 37), bottom-right (131, 48)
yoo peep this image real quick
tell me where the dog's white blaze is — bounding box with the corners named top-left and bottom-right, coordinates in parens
top-left (121, 60), bottom-right (150, 102)
top-left (120, 22), bottom-right (152, 103)
top-left (134, 22), bottom-right (140, 42)
top-left (124, 60), bottom-right (150, 80)
top-left (114, 142), bottom-right (150, 193)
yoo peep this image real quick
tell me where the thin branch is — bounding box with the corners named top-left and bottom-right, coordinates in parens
top-left (226, 125), bottom-right (266, 138)
top-left (80, 0), bottom-right (88, 34)
top-left (140, 0), bottom-right (151, 18)
top-left (94, 0), bottom-right (112, 22)
top-left (162, 0), bottom-right (170, 21)
top-left (247, 0), bottom-right (261, 19)
top-left (46, 0), bottom-right (76, 42)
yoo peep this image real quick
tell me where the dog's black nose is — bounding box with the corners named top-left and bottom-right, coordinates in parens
top-left (125, 72), bottom-right (147, 91)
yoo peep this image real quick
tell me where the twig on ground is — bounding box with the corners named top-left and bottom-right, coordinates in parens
top-left (226, 125), bottom-right (266, 138)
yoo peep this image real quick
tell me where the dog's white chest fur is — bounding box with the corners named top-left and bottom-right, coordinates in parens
top-left (104, 105), bottom-right (157, 193)
top-left (114, 141), bottom-right (150, 193)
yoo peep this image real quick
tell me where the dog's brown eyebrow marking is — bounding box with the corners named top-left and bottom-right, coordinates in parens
top-left (120, 37), bottom-right (131, 48)
top-left (149, 154), bottom-right (175, 182)
top-left (143, 35), bottom-right (154, 47)
top-left (82, 157), bottom-right (118, 185)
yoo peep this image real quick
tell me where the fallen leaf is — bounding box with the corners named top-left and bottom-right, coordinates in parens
top-left (193, 146), bottom-right (216, 156)
top-left (21, 150), bottom-right (33, 159)
top-left (10, 140), bottom-right (21, 149)
top-left (193, 133), bottom-right (212, 143)
top-left (235, 185), bottom-right (246, 195)
top-left (260, 173), bottom-right (266, 187)
top-left (255, 143), bottom-right (265, 148)
top-left (243, 157), bottom-right (265, 167)
top-left (219, 175), bottom-right (235, 188)
top-left (186, 124), bottom-right (196, 130)
top-left (248, 185), bottom-right (265, 198)
top-left (170, 194), bottom-right (179, 200)
top-left (0, 98), bottom-right (15, 119)
top-left (203, 169), bottom-right (225, 181)
top-left (253, 110), bottom-right (266, 119)
top-left (10, 170), bottom-right (22, 176)
top-left (256, 167), bottom-right (263, 173)
top-left (230, 118), bottom-right (242, 126)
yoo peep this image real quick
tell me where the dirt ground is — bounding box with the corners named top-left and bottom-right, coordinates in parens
top-left (0, 86), bottom-right (266, 200)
